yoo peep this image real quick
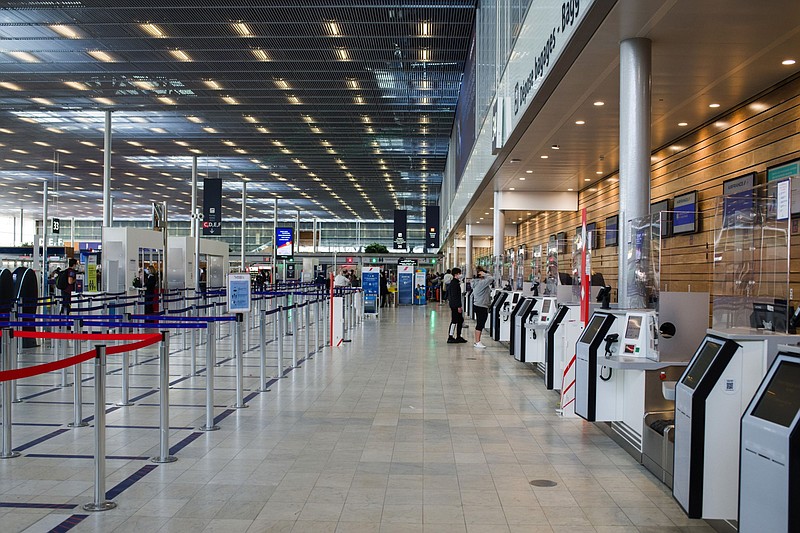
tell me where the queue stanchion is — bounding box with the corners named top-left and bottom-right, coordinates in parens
top-left (68, 318), bottom-right (88, 428)
top-left (9, 312), bottom-right (19, 403)
top-left (304, 302), bottom-right (311, 359)
top-left (117, 314), bottom-right (133, 407)
top-left (276, 306), bottom-right (286, 378)
top-left (152, 331), bottom-right (177, 463)
top-left (232, 313), bottom-right (247, 409)
top-left (314, 299), bottom-right (321, 353)
top-left (258, 308), bottom-right (268, 392)
top-left (291, 304), bottom-right (298, 368)
top-left (57, 323), bottom-right (68, 387)
top-left (272, 297), bottom-right (278, 342)
top-left (199, 321), bottom-right (219, 431)
top-left (190, 306), bottom-right (197, 376)
top-left (342, 293), bottom-right (351, 343)
top-left (83, 345), bottom-right (116, 512)
top-left (1, 328), bottom-right (20, 459)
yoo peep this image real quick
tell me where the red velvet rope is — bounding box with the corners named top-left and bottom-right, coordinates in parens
top-left (0, 332), bottom-right (162, 383)
top-left (13, 331), bottom-right (159, 341)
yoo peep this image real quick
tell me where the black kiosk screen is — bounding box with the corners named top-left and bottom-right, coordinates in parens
top-left (541, 299), bottom-right (551, 314)
top-left (752, 360), bottom-right (800, 428)
top-left (579, 315), bottom-right (605, 344)
top-left (682, 340), bottom-right (722, 390)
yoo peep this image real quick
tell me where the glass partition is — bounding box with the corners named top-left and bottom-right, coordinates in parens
top-left (625, 214), bottom-right (661, 309)
top-left (712, 180), bottom-right (791, 332)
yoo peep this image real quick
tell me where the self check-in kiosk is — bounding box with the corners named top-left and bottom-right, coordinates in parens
top-left (544, 304), bottom-right (578, 390)
top-left (738, 348), bottom-right (800, 533)
top-left (487, 290), bottom-right (507, 337)
top-left (673, 329), bottom-right (800, 521)
top-left (523, 297), bottom-right (557, 365)
top-left (575, 311), bottom-right (618, 421)
top-left (511, 297), bottom-right (535, 360)
top-left (496, 292), bottom-right (521, 342)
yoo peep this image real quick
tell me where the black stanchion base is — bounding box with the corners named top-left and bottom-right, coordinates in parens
top-left (115, 402), bottom-right (134, 407)
top-left (198, 425), bottom-right (220, 432)
top-left (67, 422), bottom-right (89, 428)
top-left (83, 501), bottom-right (116, 512)
top-left (0, 451), bottom-right (21, 459)
top-left (151, 455), bottom-right (177, 463)
top-left (231, 403), bottom-right (249, 409)
top-left (11, 399), bottom-right (22, 404)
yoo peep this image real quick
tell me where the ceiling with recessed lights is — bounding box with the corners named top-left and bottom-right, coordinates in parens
top-left (0, 1), bottom-right (475, 222)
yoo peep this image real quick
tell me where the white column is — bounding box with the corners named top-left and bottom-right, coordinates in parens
top-left (465, 226), bottom-right (473, 278)
top-left (102, 110), bottom-right (112, 227)
top-left (42, 181), bottom-right (48, 297)
top-left (240, 182), bottom-right (247, 272)
top-left (618, 38), bottom-right (652, 308)
top-left (272, 199), bottom-right (278, 278)
top-left (493, 191), bottom-right (505, 283)
top-left (190, 156), bottom-right (198, 237)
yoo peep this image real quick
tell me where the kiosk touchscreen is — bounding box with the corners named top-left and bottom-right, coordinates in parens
top-left (575, 312), bottom-right (617, 421)
top-left (523, 297), bottom-right (557, 365)
top-left (621, 311), bottom-right (658, 359)
top-left (544, 304), bottom-right (572, 390)
top-left (487, 291), bottom-right (507, 337)
top-left (673, 335), bottom-right (741, 519)
top-left (739, 352), bottom-right (800, 533)
top-left (511, 297), bottom-right (535, 360)
top-left (496, 292), bottom-right (520, 342)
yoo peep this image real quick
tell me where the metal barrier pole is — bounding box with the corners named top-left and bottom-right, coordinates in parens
top-left (304, 302), bottom-right (311, 359)
top-left (199, 321), bottom-right (219, 431)
top-left (271, 297), bottom-right (278, 341)
top-left (190, 307), bottom-right (197, 376)
top-left (59, 325), bottom-right (68, 387)
top-left (314, 299), bottom-right (321, 352)
top-left (291, 305), bottom-right (298, 367)
top-left (233, 314), bottom-right (247, 409)
top-left (276, 306), bottom-right (286, 378)
top-left (10, 316), bottom-right (20, 403)
top-left (1, 328), bottom-right (20, 459)
top-left (117, 313), bottom-right (132, 407)
top-left (258, 309), bottom-right (268, 392)
top-left (83, 345), bottom-right (116, 511)
top-left (152, 331), bottom-right (177, 463)
top-left (342, 295), bottom-right (350, 343)
top-left (68, 319), bottom-right (88, 428)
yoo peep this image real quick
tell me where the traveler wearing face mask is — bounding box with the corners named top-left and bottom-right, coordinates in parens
top-left (470, 266), bottom-right (494, 348)
top-left (446, 267), bottom-right (468, 344)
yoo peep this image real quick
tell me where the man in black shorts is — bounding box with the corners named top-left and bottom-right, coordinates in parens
top-left (446, 268), bottom-right (468, 343)
top-left (470, 266), bottom-right (494, 348)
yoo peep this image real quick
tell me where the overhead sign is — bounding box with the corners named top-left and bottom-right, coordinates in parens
top-left (275, 227), bottom-right (294, 257)
top-left (425, 205), bottom-right (440, 250)
top-left (203, 178), bottom-right (222, 235)
top-left (51, 218), bottom-right (60, 234)
top-left (227, 273), bottom-right (251, 314)
top-left (393, 209), bottom-right (407, 250)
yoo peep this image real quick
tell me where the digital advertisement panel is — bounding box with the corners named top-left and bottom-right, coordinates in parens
top-left (275, 227), bottom-right (294, 257)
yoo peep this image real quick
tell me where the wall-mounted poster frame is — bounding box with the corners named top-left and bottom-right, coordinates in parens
top-left (605, 215), bottom-right (619, 247)
top-left (556, 231), bottom-right (567, 254)
top-left (651, 199), bottom-right (672, 238)
top-left (586, 222), bottom-right (598, 250)
top-left (766, 158), bottom-right (800, 215)
top-left (722, 172), bottom-right (756, 228)
top-left (673, 190), bottom-right (699, 235)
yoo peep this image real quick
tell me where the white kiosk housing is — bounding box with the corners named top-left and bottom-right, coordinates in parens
top-left (523, 297), bottom-right (557, 365)
top-left (497, 291), bottom-right (521, 342)
top-left (102, 227), bottom-right (164, 293)
top-left (167, 236), bottom-right (229, 290)
top-left (738, 348), bottom-right (800, 533)
top-left (510, 297), bottom-right (535, 361)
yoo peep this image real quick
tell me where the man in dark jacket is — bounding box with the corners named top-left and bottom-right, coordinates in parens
top-left (446, 268), bottom-right (468, 343)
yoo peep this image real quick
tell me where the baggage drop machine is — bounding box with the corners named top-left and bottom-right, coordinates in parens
top-left (487, 290), bottom-right (507, 337)
top-left (511, 297), bottom-right (535, 360)
top-left (543, 303), bottom-right (580, 390)
top-left (523, 297), bottom-right (557, 365)
top-left (497, 292), bottom-right (522, 343)
top-left (673, 328), bottom-right (800, 522)
top-left (738, 347), bottom-right (800, 533)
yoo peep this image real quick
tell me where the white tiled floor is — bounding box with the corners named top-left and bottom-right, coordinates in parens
top-left (0, 304), bottom-right (713, 532)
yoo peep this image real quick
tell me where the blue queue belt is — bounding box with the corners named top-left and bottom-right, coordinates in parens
top-left (127, 314), bottom-right (237, 322)
top-left (85, 321), bottom-right (207, 329)
top-left (16, 313), bottom-right (125, 320)
top-left (0, 321), bottom-right (79, 328)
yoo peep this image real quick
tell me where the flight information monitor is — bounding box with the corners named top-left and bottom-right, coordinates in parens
top-left (579, 315), bottom-right (605, 344)
top-left (751, 360), bottom-right (800, 427)
top-left (541, 299), bottom-right (551, 314)
top-left (681, 339), bottom-right (723, 390)
top-left (624, 315), bottom-right (642, 339)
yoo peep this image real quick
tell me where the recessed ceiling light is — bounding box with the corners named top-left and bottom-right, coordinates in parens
top-left (551, 145), bottom-right (560, 150)
top-left (158, 96), bottom-right (176, 105)
top-left (7, 51), bottom-right (40, 63)
top-left (596, 171), bottom-right (603, 175)
top-left (525, 170), bottom-right (533, 174)
top-left (222, 95), bottom-right (239, 105)
top-left (540, 155), bottom-right (548, 159)
top-left (50, 24), bottom-right (81, 39)
top-left (141, 23), bottom-right (166, 38)
top-left (782, 59), bottom-right (796, 66)
top-left (87, 50), bottom-right (115, 62)
top-left (335, 47), bottom-right (350, 61)
top-left (186, 115), bottom-right (203, 123)
top-left (678, 122), bottom-right (688, 127)
top-left (252, 48), bottom-right (270, 61)
top-left (325, 20), bottom-right (341, 36)
top-left (64, 81), bottom-right (90, 91)
top-left (593, 101), bottom-right (604, 106)
top-left (584, 178), bottom-right (591, 182)
top-left (575, 120), bottom-right (585, 125)
top-left (169, 49), bottom-right (192, 61)
top-left (94, 97), bottom-right (114, 105)
top-left (233, 22), bottom-right (252, 37)
top-left (709, 103), bottom-right (720, 108)
top-left (31, 97), bottom-right (54, 105)
top-left (519, 177), bottom-right (526, 181)
top-left (509, 187), bottom-right (515, 191)
top-left (567, 188), bottom-right (573, 191)
top-left (0, 81), bottom-right (22, 91)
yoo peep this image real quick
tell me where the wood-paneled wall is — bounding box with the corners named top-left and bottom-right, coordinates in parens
top-left (505, 73), bottom-right (800, 307)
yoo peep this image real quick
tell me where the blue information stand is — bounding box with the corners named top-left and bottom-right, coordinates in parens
top-left (361, 267), bottom-right (380, 314)
top-left (413, 268), bottom-right (427, 305)
top-left (398, 266), bottom-right (414, 305)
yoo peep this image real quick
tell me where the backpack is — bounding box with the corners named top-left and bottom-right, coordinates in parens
top-left (56, 269), bottom-right (69, 291)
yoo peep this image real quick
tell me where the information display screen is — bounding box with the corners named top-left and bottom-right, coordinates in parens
top-left (681, 339), bottom-right (722, 390)
top-left (752, 360), bottom-right (800, 427)
top-left (625, 316), bottom-right (642, 340)
top-left (541, 299), bottom-right (551, 314)
top-left (579, 315), bottom-right (606, 344)
top-left (275, 227), bottom-right (294, 257)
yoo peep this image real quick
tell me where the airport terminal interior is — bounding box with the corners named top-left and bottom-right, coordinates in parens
top-left (0, 1), bottom-right (799, 532)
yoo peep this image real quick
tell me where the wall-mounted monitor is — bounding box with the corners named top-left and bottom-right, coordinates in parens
top-left (624, 315), bottom-right (642, 340)
top-left (605, 215), bottom-right (619, 247)
top-left (751, 359), bottom-right (800, 427)
top-left (767, 158), bottom-right (800, 215)
top-left (673, 190), bottom-right (699, 235)
top-left (579, 314), bottom-right (606, 344)
top-left (722, 173), bottom-right (756, 228)
top-left (541, 299), bottom-right (552, 315)
top-left (556, 231), bottom-right (567, 254)
top-left (651, 199), bottom-right (672, 238)
top-left (681, 338), bottom-right (723, 390)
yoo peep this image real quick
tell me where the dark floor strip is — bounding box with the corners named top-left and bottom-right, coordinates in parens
top-left (49, 513), bottom-right (88, 533)
top-left (0, 502), bottom-right (77, 509)
top-left (105, 464), bottom-right (158, 500)
top-left (13, 428), bottom-right (71, 452)
top-left (128, 389), bottom-right (159, 403)
top-left (169, 431), bottom-right (203, 455)
top-left (25, 453), bottom-right (150, 460)
top-left (13, 422), bottom-right (63, 427)
top-left (81, 405), bottom-right (121, 424)
top-left (106, 424), bottom-right (196, 430)
top-left (20, 387), bottom-right (64, 401)
top-left (213, 408), bottom-right (236, 425)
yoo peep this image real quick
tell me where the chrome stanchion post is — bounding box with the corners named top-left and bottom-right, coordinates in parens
top-left (304, 302), bottom-right (311, 359)
top-left (117, 313), bottom-right (132, 407)
top-left (291, 304), bottom-right (298, 367)
top-left (342, 294), bottom-right (351, 343)
top-left (1, 328), bottom-right (20, 459)
top-left (83, 345), bottom-right (116, 511)
top-left (10, 314), bottom-right (20, 403)
top-left (190, 306), bottom-right (197, 376)
top-left (68, 319), bottom-right (88, 428)
top-left (59, 324), bottom-right (68, 388)
top-left (199, 321), bottom-right (219, 431)
top-left (232, 314), bottom-right (247, 409)
top-left (276, 306), bottom-right (285, 378)
top-left (314, 299), bottom-right (320, 353)
top-left (258, 308), bottom-right (268, 392)
top-left (152, 331), bottom-right (177, 463)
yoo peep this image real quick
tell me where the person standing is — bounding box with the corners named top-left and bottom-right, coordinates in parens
top-left (334, 269), bottom-right (350, 288)
top-left (380, 271), bottom-right (389, 308)
top-left (470, 266), bottom-right (494, 348)
top-left (446, 268), bottom-right (467, 343)
top-left (442, 269), bottom-right (453, 301)
top-left (59, 258), bottom-right (78, 315)
top-left (144, 265), bottom-right (159, 315)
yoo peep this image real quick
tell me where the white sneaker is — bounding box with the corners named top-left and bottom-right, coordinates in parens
top-left (473, 342), bottom-right (486, 349)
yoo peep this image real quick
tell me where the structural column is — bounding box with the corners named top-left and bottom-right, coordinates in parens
top-left (190, 156), bottom-right (198, 238)
top-left (272, 199), bottom-right (278, 281)
top-left (42, 181), bottom-right (48, 298)
top-left (618, 37), bottom-right (652, 308)
top-left (241, 182), bottom-right (247, 272)
top-left (464, 226), bottom-right (472, 277)
top-left (492, 191), bottom-right (505, 283)
top-left (102, 110), bottom-right (112, 227)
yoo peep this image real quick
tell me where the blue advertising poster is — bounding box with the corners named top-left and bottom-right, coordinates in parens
top-left (673, 191), bottom-right (698, 235)
top-left (362, 267), bottom-right (380, 314)
top-left (413, 269), bottom-right (427, 305)
top-left (275, 227), bottom-right (294, 257)
top-left (398, 266), bottom-right (414, 305)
